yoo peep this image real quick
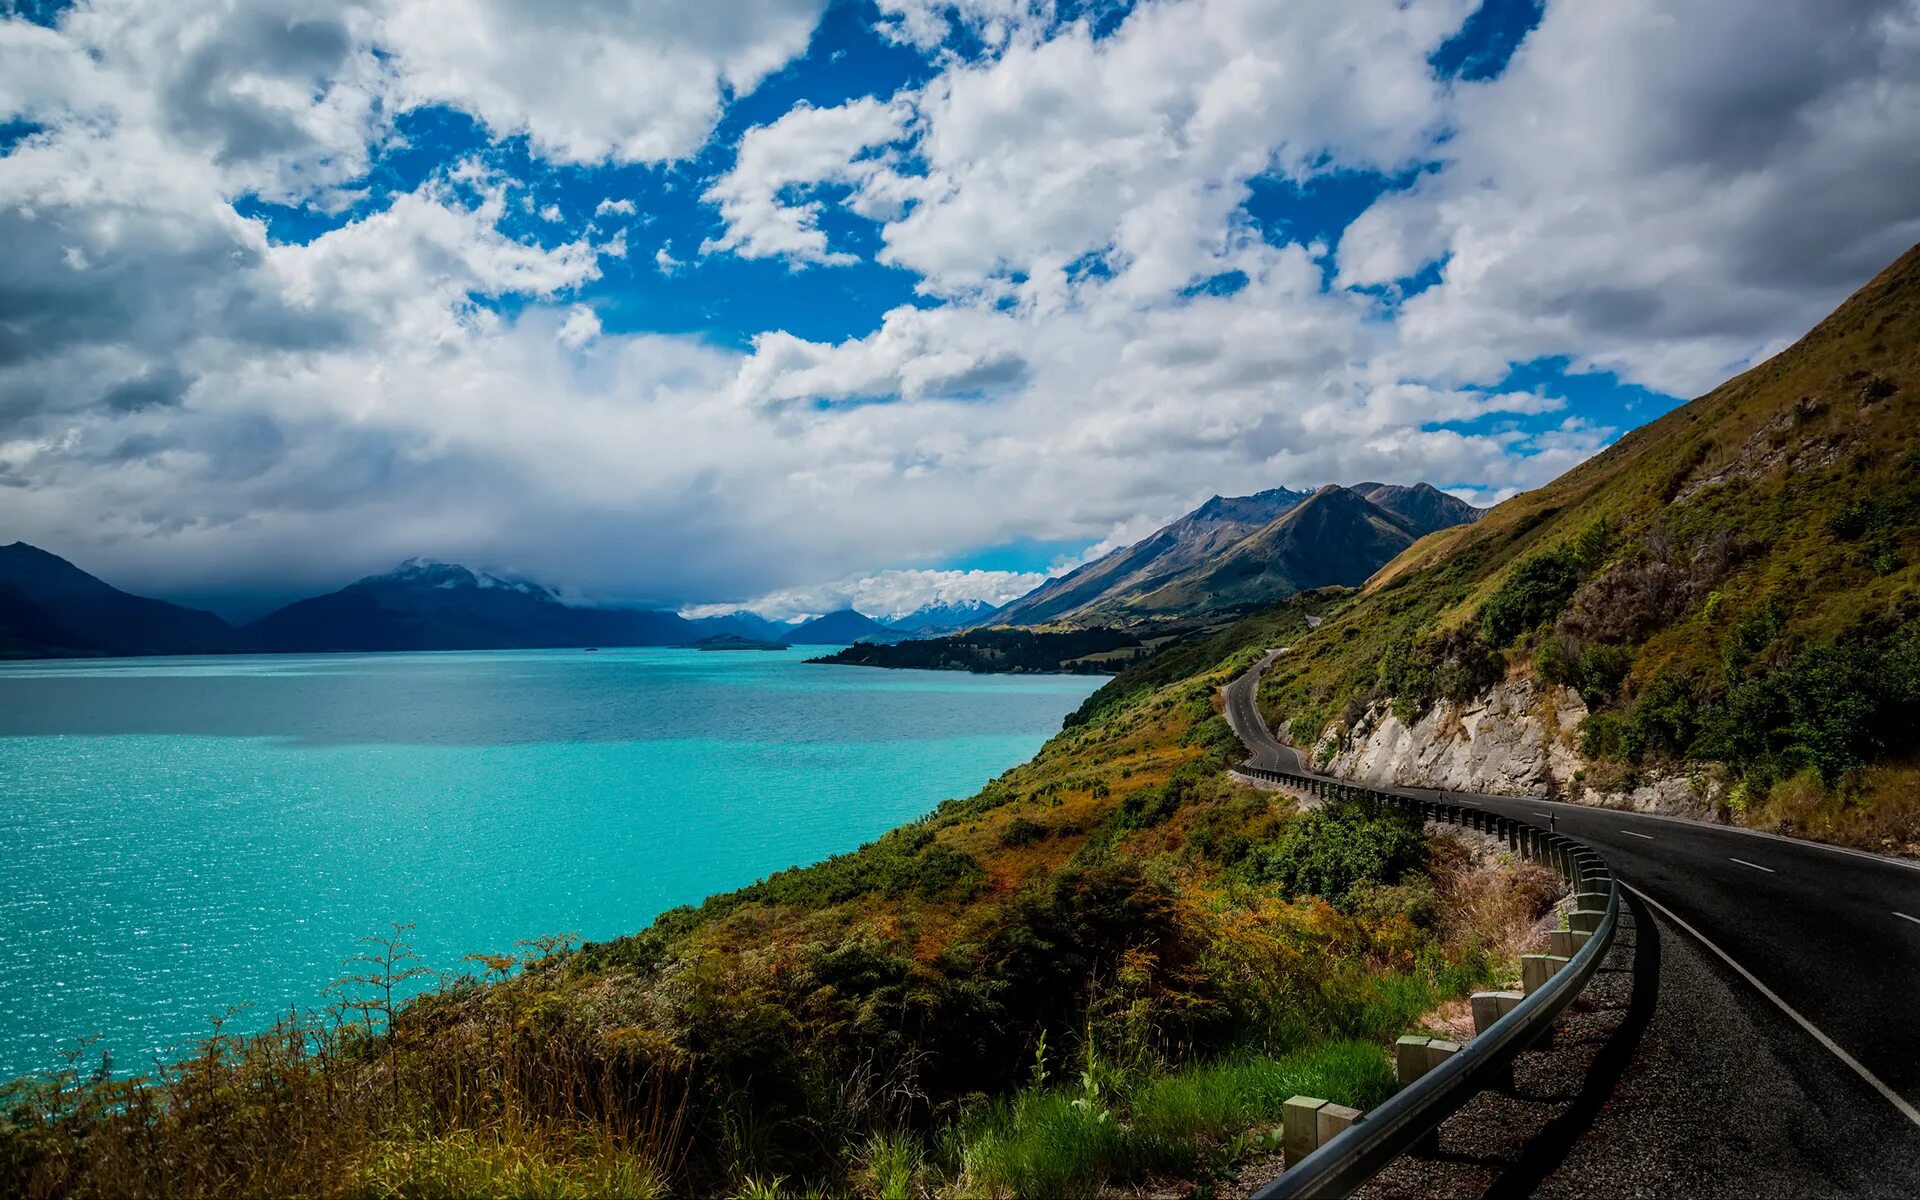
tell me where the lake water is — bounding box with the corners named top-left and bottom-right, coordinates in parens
top-left (0, 648), bottom-right (1100, 1081)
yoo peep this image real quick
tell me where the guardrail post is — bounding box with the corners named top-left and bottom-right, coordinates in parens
top-left (1569, 907), bottom-right (1606, 934)
top-left (1551, 928), bottom-right (1592, 958)
top-left (1520, 953), bottom-right (1570, 995)
top-left (1283, 1096), bottom-right (1329, 1167)
top-left (1470, 990), bottom-right (1525, 1035)
top-left (1396, 1035), bottom-right (1432, 1086)
top-left (1317, 1102), bottom-right (1361, 1147)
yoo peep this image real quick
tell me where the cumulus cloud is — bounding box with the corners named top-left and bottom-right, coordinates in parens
top-left (702, 96), bottom-right (913, 265)
top-left (684, 567), bottom-right (1048, 622)
top-left (1338, 0), bottom-right (1920, 396)
top-left (380, 0), bottom-right (827, 164)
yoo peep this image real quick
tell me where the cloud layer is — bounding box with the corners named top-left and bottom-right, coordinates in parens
top-left (2, 0), bottom-right (1916, 616)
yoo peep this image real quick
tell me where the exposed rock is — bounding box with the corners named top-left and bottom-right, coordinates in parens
top-left (1288, 676), bottom-right (1721, 818)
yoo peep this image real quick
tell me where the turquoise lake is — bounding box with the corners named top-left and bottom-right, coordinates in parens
top-left (0, 648), bottom-right (1100, 1082)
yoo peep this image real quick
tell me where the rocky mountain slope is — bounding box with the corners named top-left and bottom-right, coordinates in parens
top-left (992, 485), bottom-right (1312, 625)
top-left (997, 482), bottom-right (1477, 627)
top-left (1257, 243), bottom-right (1920, 851)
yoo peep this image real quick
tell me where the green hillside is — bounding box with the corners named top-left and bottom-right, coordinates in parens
top-left (1258, 243), bottom-right (1920, 852)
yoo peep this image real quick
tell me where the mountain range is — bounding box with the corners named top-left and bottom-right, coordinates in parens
top-left (3, 478), bottom-right (1477, 659)
top-left (992, 481), bottom-right (1479, 626)
top-left (0, 553), bottom-right (992, 659)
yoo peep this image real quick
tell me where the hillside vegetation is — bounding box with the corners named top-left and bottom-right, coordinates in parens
top-left (812, 626), bottom-right (1149, 674)
top-left (1, 606), bottom-right (1552, 1199)
top-left (1258, 244), bottom-right (1920, 853)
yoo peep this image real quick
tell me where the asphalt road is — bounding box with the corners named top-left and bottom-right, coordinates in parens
top-left (1223, 651), bottom-right (1920, 1187)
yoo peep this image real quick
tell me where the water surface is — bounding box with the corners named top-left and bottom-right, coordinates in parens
top-left (0, 648), bottom-right (1099, 1080)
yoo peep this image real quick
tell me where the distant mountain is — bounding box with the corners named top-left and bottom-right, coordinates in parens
top-left (993, 482), bottom-right (1478, 626)
top-left (1350, 482), bottom-right (1482, 536)
top-left (1090, 485), bottom-right (1428, 621)
top-left (243, 559), bottom-right (694, 652)
top-left (0, 542), bottom-right (237, 658)
top-left (888, 599), bottom-right (1002, 633)
top-left (994, 485), bottom-right (1312, 626)
top-left (783, 608), bottom-right (891, 645)
top-left (686, 610), bottom-right (790, 642)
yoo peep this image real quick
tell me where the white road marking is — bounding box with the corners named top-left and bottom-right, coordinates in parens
top-left (1625, 883), bottom-right (1920, 1129)
top-left (1729, 857), bottom-right (1775, 873)
top-left (1621, 830), bottom-right (1655, 840)
top-left (1895, 911), bottom-right (1920, 927)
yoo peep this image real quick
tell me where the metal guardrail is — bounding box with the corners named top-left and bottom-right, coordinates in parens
top-left (1236, 765), bottom-right (1621, 1200)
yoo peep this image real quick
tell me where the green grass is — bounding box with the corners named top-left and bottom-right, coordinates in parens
top-left (355, 1131), bottom-right (665, 1200)
top-left (955, 1042), bottom-right (1394, 1197)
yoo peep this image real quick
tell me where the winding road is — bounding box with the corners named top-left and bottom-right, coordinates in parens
top-left (1224, 651), bottom-right (1920, 1196)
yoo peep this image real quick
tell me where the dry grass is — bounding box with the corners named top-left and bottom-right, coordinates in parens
top-left (1748, 764), bottom-right (1920, 859)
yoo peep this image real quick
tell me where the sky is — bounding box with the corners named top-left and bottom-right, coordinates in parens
top-left (2, 0), bottom-right (1917, 621)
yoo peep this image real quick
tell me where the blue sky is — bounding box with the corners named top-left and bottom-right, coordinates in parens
top-left (2, 0), bottom-right (1915, 618)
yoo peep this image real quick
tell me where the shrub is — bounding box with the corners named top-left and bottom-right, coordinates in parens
top-left (1000, 816), bottom-right (1048, 848)
top-left (884, 844), bottom-right (984, 901)
top-left (1481, 547), bottom-right (1581, 645)
top-left (1692, 621), bottom-right (1920, 785)
top-left (1241, 803), bottom-right (1427, 908)
top-left (1116, 763), bottom-right (1223, 831)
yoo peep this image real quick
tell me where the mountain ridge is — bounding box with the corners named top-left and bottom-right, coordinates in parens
top-left (994, 481), bottom-right (1477, 627)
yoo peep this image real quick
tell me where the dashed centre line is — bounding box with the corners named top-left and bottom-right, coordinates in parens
top-left (1621, 830), bottom-right (1656, 840)
top-left (1730, 857), bottom-right (1776, 873)
top-left (1895, 911), bottom-right (1920, 927)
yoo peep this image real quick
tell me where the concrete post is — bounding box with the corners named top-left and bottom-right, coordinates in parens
top-left (1570, 908), bottom-right (1606, 934)
top-left (1424, 1039), bottom-right (1461, 1073)
top-left (1282, 1096), bottom-right (1328, 1167)
top-left (1549, 928), bottom-right (1574, 958)
top-left (1396, 1035), bottom-right (1432, 1085)
top-left (1470, 990), bottom-right (1524, 1035)
top-left (1521, 953), bottom-right (1570, 994)
top-left (1317, 1103), bottom-right (1361, 1146)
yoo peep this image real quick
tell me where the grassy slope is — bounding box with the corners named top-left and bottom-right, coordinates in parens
top-left (2, 584), bottom-right (1552, 1200)
top-left (1258, 243), bottom-right (1920, 849)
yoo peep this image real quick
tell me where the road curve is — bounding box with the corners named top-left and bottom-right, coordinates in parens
top-left (1223, 652), bottom-right (1920, 1191)
top-left (1221, 649), bottom-right (1306, 773)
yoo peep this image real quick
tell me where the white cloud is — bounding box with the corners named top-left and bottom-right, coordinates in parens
top-left (594, 197), bottom-right (637, 216)
top-left (655, 244), bottom-right (684, 274)
top-left (851, 0), bottom-right (1475, 297)
top-left (871, 1), bottom-right (1052, 51)
top-left (381, 0), bottom-right (827, 164)
top-left (1337, 0), bottom-right (1920, 396)
top-left (557, 305), bottom-right (602, 349)
top-left (684, 567), bottom-right (1048, 622)
top-left (702, 96), bottom-right (913, 265)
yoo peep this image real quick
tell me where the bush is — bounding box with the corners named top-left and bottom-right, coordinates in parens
top-left (1241, 803), bottom-right (1427, 908)
top-left (884, 844), bottom-right (985, 901)
top-left (1480, 547), bottom-right (1581, 645)
top-left (1116, 763), bottom-right (1223, 832)
top-left (1000, 816), bottom-right (1048, 848)
top-left (1536, 635), bottom-right (1630, 706)
top-left (1379, 628), bottom-right (1500, 723)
